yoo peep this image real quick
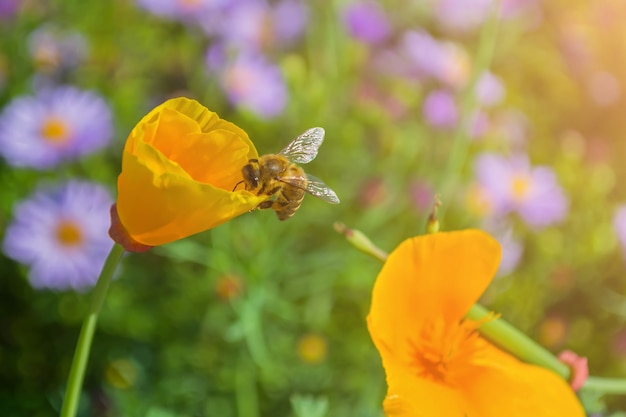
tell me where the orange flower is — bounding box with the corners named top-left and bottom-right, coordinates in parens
top-left (367, 230), bottom-right (585, 417)
top-left (114, 97), bottom-right (268, 247)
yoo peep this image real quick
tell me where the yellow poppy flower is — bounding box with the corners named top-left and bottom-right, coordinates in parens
top-left (367, 230), bottom-right (585, 417)
top-left (115, 97), bottom-right (268, 247)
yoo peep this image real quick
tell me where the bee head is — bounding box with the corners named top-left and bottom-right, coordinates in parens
top-left (242, 159), bottom-right (260, 190)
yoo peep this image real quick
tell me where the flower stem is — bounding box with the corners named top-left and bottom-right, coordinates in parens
top-left (583, 376), bottom-right (626, 393)
top-left (466, 303), bottom-right (570, 379)
top-left (60, 243), bottom-right (125, 417)
top-left (439, 0), bottom-right (501, 218)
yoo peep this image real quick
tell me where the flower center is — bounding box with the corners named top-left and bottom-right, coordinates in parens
top-left (410, 317), bottom-right (486, 386)
top-left (40, 117), bottom-right (70, 145)
top-left (55, 220), bottom-right (83, 247)
top-left (511, 174), bottom-right (531, 201)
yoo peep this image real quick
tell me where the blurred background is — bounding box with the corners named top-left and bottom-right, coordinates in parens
top-left (1, 0), bottom-right (626, 416)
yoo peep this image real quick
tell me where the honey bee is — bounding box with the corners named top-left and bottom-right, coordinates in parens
top-left (235, 127), bottom-right (340, 220)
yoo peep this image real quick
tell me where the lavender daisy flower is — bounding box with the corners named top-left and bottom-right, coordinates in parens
top-left (474, 152), bottom-right (569, 228)
top-left (0, 86), bottom-right (113, 169)
top-left (2, 181), bottom-right (114, 291)
top-left (422, 89), bottom-right (458, 129)
top-left (341, 1), bottom-right (391, 45)
top-left (220, 52), bottom-right (287, 118)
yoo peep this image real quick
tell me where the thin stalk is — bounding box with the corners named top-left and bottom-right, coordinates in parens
top-left (60, 244), bottom-right (125, 417)
top-left (439, 0), bottom-right (501, 217)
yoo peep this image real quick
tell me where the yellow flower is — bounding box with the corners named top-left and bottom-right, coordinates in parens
top-left (367, 230), bottom-right (585, 417)
top-left (114, 97), bottom-right (267, 247)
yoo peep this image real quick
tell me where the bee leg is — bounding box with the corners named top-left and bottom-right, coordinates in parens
top-left (271, 199), bottom-right (290, 209)
top-left (257, 201), bottom-right (274, 210)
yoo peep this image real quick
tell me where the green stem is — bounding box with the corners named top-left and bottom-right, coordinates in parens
top-left (466, 304), bottom-right (570, 379)
top-left (60, 244), bottom-right (125, 417)
top-left (583, 376), bottom-right (626, 394)
top-left (236, 353), bottom-right (259, 417)
top-left (439, 0), bottom-right (501, 216)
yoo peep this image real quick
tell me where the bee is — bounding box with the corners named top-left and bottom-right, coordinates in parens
top-left (235, 127), bottom-right (340, 220)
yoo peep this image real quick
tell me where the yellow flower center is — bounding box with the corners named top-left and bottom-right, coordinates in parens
top-left (41, 117), bottom-right (70, 145)
top-left (55, 220), bottom-right (83, 247)
top-left (410, 317), bottom-right (488, 386)
top-left (511, 174), bottom-right (531, 201)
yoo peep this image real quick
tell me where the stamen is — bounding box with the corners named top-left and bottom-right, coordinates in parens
top-left (56, 220), bottom-right (83, 247)
top-left (40, 117), bottom-right (70, 145)
top-left (409, 316), bottom-right (495, 386)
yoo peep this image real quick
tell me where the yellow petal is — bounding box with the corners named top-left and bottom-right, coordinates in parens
top-left (377, 352), bottom-right (467, 417)
top-left (117, 148), bottom-right (266, 246)
top-left (459, 341), bottom-right (585, 417)
top-left (368, 230), bottom-right (501, 354)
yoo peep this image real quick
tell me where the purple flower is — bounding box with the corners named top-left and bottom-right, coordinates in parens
top-left (205, 41), bottom-right (228, 71)
top-left (475, 71), bottom-right (505, 107)
top-left (2, 181), bottom-right (114, 291)
top-left (0, 86), bottom-right (113, 169)
top-left (273, 0), bottom-right (308, 44)
top-left (220, 52), bottom-right (287, 118)
top-left (342, 1), bottom-right (391, 45)
top-left (474, 152), bottom-right (569, 228)
top-left (422, 89), bottom-right (458, 129)
top-left (613, 205), bottom-right (626, 260)
top-left (201, 0), bottom-right (307, 51)
top-left (135, 0), bottom-right (227, 25)
top-left (401, 30), bottom-right (470, 88)
top-left (28, 25), bottom-right (88, 74)
top-left (469, 109), bottom-right (489, 139)
top-left (0, 0), bottom-right (18, 19)
top-left (435, 0), bottom-right (494, 34)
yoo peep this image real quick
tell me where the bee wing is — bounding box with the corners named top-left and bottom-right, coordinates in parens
top-left (304, 173), bottom-right (340, 204)
top-left (279, 173), bottom-right (340, 204)
top-left (278, 127), bottom-right (325, 164)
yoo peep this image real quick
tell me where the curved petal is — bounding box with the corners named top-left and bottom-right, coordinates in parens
top-left (117, 148), bottom-right (266, 246)
top-left (369, 230), bottom-right (501, 355)
top-left (378, 352), bottom-right (467, 417)
top-left (460, 342), bottom-right (585, 416)
top-left (125, 98), bottom-right (258, 188)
